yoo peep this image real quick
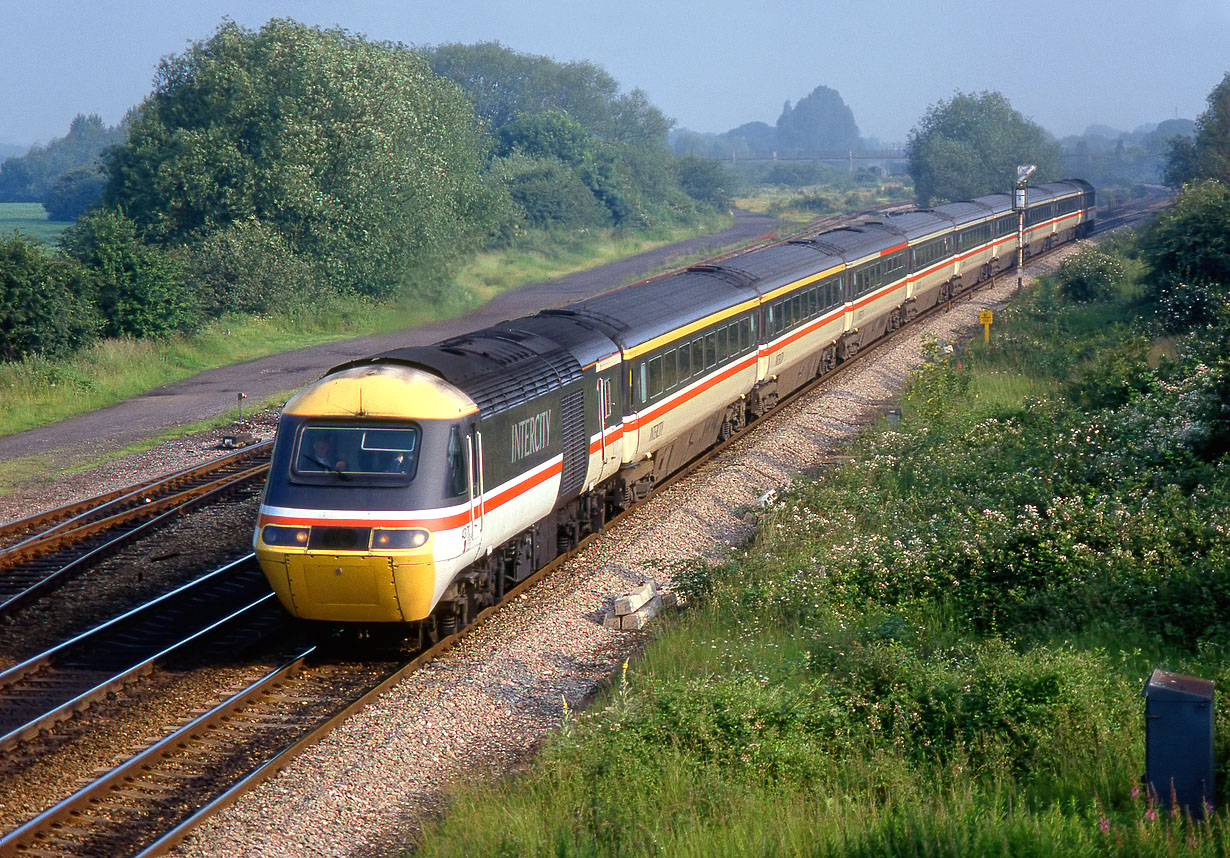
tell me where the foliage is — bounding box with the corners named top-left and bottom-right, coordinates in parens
top-left (775, 85), bottom-right (861, 156)
top-left (907, 91), bottom-right (1062, 206)
top-left (428, 41), bottom-right (712, 229)
top-left (762, 161), bottom-right (826, 187)
top-left (1061, 119), bottom-right (1193, 190)
top-left (498, 156), bottom-right (611, 229)
top-left (425, 42), bottom-right (673, 145)
top-left (60, 209), bottom-right (199, 338)
top-left (0, 114), bottom-right (124, 204)
top-left (672, 156), bottom-right (734, 210)
top-left (103, 19), bottom-right (504, 300)
top-left (1193, 72), bottom-right (1230, 185)
top-left (42, 165), bottom-right (106, 221)
top-left (672, 121), bottom-right (779, 160)
top-left (185, 218), bottom-right (328, 315)
top-left (1057, 242), bottom-right (1127, 302)
top-left (1163, 134), bottom-right (1200, 189)
top-left (1138, 180), bottom-right (1230, 326)
top-left (496, 109), bottom-right (595, 162)
top-left (672, 83), bottom-right (870, 162)
top-left (0, 234), bottom-right (97, 360)
top-left (1163, 72), bottom-right (1230, 187)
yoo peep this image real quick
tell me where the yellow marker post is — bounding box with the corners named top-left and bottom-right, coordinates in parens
top-left (979, 309), bottom-right (993, 343)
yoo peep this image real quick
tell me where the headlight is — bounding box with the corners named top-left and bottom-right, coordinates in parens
top-left (371, 528), bottom-right (429, 549)
top-left (262, 525), bottom-right (310, 547)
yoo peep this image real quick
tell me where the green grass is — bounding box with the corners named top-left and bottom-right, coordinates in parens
top-left (0, 214), bottom-right (732, 441)
top-left (0, 391), bottom-right (291, 498)
top-left (409, 256), bottom-right (1230, 856)
top-left (0, 202), bottom-right (72, 243)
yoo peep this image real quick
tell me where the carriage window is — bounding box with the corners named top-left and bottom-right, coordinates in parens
top-left (741, 317), bottom-right (752, 350)
top-left (705, 332), bottom-right (717, 368)
top-left (678, 342), bottom-right (691, 379)
top-left (639, 362), bottom-right (647, 404)
top-left (691, 338), bottom-right (704, 376)
top-left (664, 349), bottom-right (678, 390)
top-left (717, 326), bottom-right (729, 361)
top-left (648, 355), bottom-right (663, 398)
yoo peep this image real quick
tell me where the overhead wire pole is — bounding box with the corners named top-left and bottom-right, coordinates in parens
top-left (1014, 164), bottom-right (1036, 292)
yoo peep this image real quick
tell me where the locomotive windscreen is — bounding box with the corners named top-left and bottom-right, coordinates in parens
top-left (293, 425), bottom-right (419, 482)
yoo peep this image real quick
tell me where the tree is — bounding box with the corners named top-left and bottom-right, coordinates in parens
top-left (0, 114), bottom-right (124, 203)
top-left (497, 110), bottom-right (596, 163)
top-left (500, 156), bottom-right (611, 229)
top-left (1192, 72), bottom-right (1230, 185)
top-left (907, 91), bottom-right (1061, 206)
top-left (425, 41), bottom-right (701, 232)
top-left (1162, 135), bottom-right (1198, 188)
top-left (0, 235), bottom-right (97, 360)
top-left (775, 86), bottom-right (860, 156)
top-left (1139, 179), bottom-right (1230, 291)
top-left (103, 19), bottom-right (505, 299)
top-left (725, 122), bottom-right (776, 158)
top-left (43, 165), bottom-right (106, 221)
top-left (673, 156), bottom-right (734, 210)
top-left (60, 209), bottom-right (199, 338)
top-left (426, 42), bottom-right (672, 145)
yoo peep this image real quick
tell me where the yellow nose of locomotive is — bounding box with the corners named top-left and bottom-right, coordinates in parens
top-left (256, 525), bottom-right (437, 623)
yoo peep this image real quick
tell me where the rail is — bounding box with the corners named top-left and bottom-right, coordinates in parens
top-left (0, 441), bottom-right (271, 617)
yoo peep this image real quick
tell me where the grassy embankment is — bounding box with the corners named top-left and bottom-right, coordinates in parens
top-left (0, 210), bottom-right (732, 442)
top-left (411, 236), bottom-right (1230, 856)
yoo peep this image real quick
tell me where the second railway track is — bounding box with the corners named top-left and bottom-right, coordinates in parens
top-left (0, 441), bottom-right (272, 619)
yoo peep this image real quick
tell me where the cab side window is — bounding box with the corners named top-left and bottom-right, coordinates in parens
top-left (446, 426), bottom-right (467, 498)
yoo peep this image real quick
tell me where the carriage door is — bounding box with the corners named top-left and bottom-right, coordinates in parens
top-left (467, 427), bottom-right (485, 546)
top-left (597, 375), bottom-right (618, 474)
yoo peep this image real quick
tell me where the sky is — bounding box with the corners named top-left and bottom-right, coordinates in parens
top-left (3, 0), bottom-right (1228, 150)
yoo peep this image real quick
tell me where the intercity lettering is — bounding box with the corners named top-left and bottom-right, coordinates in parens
top-left (511, 410), bottom-right (551, 462)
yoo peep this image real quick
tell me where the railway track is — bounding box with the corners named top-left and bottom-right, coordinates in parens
top-left (0, 196), bottom-right (1159, 856)
top-left (0, 441), bottom-right (271, 619)
top-left (0, 556), bottom-right (284, 756)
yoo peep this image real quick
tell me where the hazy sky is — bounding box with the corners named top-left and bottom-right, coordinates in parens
top-left (3, 0), bottom-right (1228, 149)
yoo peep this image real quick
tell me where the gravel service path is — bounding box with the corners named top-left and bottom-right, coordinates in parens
top-left (168, 251), bottom-right (1078, 858)
top-left (0, 211), bottom-right (777, 468)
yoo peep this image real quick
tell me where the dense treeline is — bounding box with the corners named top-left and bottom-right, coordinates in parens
top-left (426, 42), bottom-right (714, 231)
top-left (0, 114), bottom-right (122, 219)
top-left (672, 85), bottom-right (864, 160)
top-left (0, 20), bottom-right (731, 364)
